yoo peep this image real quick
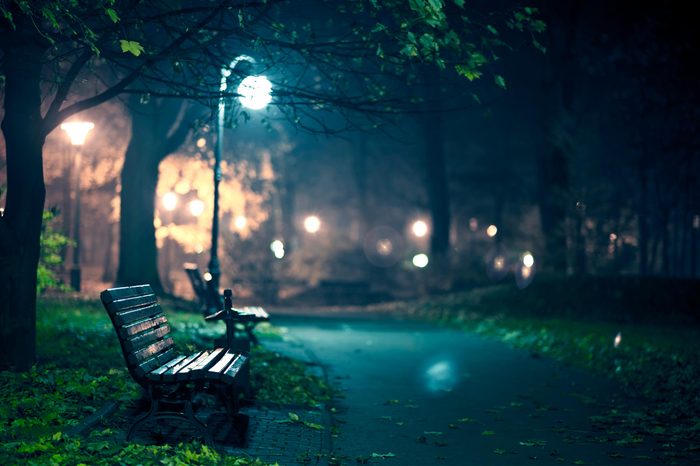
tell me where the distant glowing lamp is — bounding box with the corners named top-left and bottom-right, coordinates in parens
top-left (520, 265), bottom-right (532, 279)
top-left (304, 215), bottom-right (321, 234)
top-left (270, 239), bottom-right (285, 259)
top-left (196, 137), bottom-right (207, 148)
top-left (238, 75), bottom-right (273, 110)
top-left (469, 217), bottom-right (478, 232)
top-left (189, 199), bottom-right (205, 217)
top-left (162, 192), bottom-right (178, 212)
top-left (60, 121), bottom-right (94, 145)
top-left (522, 252), bottom-right (535, 268)
top-left (376, 238), bottom-right (393, 256)
top-left (693, 214), bottom-right (699, 229)
top-left (203, 272), bottom-right (213, 281)
top-left (412, 253), bottom-right (429, 268)
top-left (494, 255), bottom-right (505, 271)
top-left (609, 233), bottom-right (618, 242)
top-left (234, 215), bottom-right (248, 230)
top-left (614, 331), bottom-right (622, 348)
top-left (486, 225), bottom-right (498, 238)
top-left (411, 220), bottom-right (429, 238)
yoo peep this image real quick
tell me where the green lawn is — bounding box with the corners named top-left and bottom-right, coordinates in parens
top-left (0, 296), bottom-right (331, 466)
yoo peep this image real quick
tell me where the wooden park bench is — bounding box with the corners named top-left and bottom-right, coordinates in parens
top-left (101, 284), bottom-right (249, 446)
top-left (184, 264), bottom-right (270, 346)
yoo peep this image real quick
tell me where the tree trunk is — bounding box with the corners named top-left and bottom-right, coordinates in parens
top-left (0, 41), bottom-right (47, 371)
top-left (116, 98), bottom-right (194, 293)
top-left (638, 167), bottom-right (649, 275)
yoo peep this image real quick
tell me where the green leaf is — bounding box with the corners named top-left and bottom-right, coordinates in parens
top-left (288, 412), bottom-right (300, 422)
top-left (494, 75), bottom-right (507, 89)
top-left (482, 430), bottom-right (496, 436)
top-left (105, 8), bottom-right (119, 23)
top-left (119, 40), bottom-right (144, 57)
top-left (371, 452), bottom-right (396, 458)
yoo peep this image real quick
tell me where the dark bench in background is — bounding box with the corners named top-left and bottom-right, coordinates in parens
top-left (101, 284), bottom-right (249, 446)
top-left (184, 264), bottom-right (270, 346)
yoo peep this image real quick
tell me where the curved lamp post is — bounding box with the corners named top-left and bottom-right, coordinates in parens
top-left (209, 56), bottom-right (272, 293)
top-left (60, 121), bottom-right (94, 291)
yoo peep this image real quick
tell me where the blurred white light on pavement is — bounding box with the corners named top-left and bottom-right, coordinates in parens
top-left (162, 192), bottom-right (178, 211)
top-left (304, 215), bottom-right (321, 234)
top-left (189, 199), bottom-right (205, 217)
top-left (411, 220), bottom-right (429, 238)
top-left (486, 225), bottom-right (498, 237)
top-left (238, 75), bottom-right (273, 110)
top-left (203, 272), bottom-right (213, 281)
top-left (60, 121), bottom-right (94, 145)
top-left (234, 215), bottom-right (247, 230)
top-left (412, 253), bottom-right (429, 268)
top-left (522, 252), bottom-right (535, 268)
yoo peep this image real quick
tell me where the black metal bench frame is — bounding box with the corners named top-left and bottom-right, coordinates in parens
top-left (101, 284), bottom-right (249, 446)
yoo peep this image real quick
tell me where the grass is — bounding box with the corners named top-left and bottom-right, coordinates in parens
top-left (380, 277), bottom-right (700, 461)
top-left (0, 296), bottom-right (332, 465)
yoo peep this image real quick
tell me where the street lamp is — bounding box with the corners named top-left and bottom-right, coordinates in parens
top-left (60, 121), bottom-right (94, 291)
top-left (209, 56), bottom-right (272, 293)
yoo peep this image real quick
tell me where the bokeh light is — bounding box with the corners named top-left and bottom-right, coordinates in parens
top-left (522, 252), bottom-right (535, 268)
top-left (234, 215), bottom-right (247, 230)
top-left (188, 199), bottom-right (205, 217)
top-left (270, 239), bottom-right (285, 259)
top-left (162, 192), bottom-right (177, 212)
top-left (304, 215), bottom-right (321, 234)
top-left (411, 220), bottom-right (429, 238)
top-left (486, 224), bottom-right (498, 237)
top-left (412, 253), bottom-right (429, 268)
top-left (237, 75), bottom-right (272, 110)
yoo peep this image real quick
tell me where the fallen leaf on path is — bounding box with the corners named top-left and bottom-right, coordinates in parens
top-left (519, 440), bottom-right (547, 447)
top-left (482, 430), bottom-right (496, 436)
top-left (457, 417), bottom-right (474, 423)
top-left (493, 449), bottom-right (506, 455)
top-left (371, 452), bottom-right (396, 459)
top-left (423, 431), bottom-right (443, 435)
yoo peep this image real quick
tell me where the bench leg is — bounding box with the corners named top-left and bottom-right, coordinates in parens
top-left (127, 394), bottom-right (214, 447)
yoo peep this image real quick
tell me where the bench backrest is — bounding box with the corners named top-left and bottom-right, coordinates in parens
top-left (100, 285), bottom-right (177, 386)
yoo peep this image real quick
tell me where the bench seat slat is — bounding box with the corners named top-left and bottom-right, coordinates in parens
top-left (220, 353), bottom-right (247, 385)
top-left (133, 348), bottom-right (178, 378)
top-left (175, 351), bottom-right (213, 380)
top-left (161, 351), bottom-right (204, 382)
top-left (100, 285), bottom-right (153, 305)
top-left (124, 325), bottom-right (171, 352)
top-left (120, 315), bottom-right (168, 339)
top-left (115, 303), bottom-right (163, 326)
top-left (239, 306), bottom-right (269, 320)
top-left (147, 355), bottom-right (187, 380)
top-left (128, 337), bottom-right (174, 365)
top-left (208, 351), bottom-right (238, 378)
top-left (108, 293), bottom-right (159, 312)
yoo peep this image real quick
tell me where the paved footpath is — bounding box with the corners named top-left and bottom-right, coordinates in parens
top-left (269, 312), bottom-right (681, 466)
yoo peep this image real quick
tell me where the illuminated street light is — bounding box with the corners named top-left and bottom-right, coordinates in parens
top-left (270, 239), bottom-right (285, 259)
top-left (411, 219), bottom-right (429, 238)
top-left (486, 224), bottom-right (498, 238)
top-left (304, 215), bottom-right (321, 234)
top-left (494, 255), bottom-right (505, 271)
top-left (210, 55), bottom-right (272, 294)
top-left (162, 192), bottom-right (178, 212)
top-left (234, 215), bottom-right (248, 230)
top-left (412, 253), bottom-right (429, 268)
top-left (188, 198), bottom-right (205, 217)
top-left (522, 252), bottom-right (535, 268)
top-left (60, 121), bottom-right (94, 292)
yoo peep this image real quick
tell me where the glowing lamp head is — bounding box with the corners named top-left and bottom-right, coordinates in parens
top-left (412, 253), bottom-right (429, 268)
top-left (522, 252), bottom-right (535, 268)
top-left (238, 75), bottom-right (272, 110)
top-left (411, 220), bottom-right (429, 238)
top-left (304, 215), bottom-right (321, 234)
top-left (162, 192), bottom-right (178, 212)
top-left (60, 121), bottom-right (94, 145)
top-left (486, 225), bottom-right (498, 238)
top-left (203, 272), bottom-right (213, 281)
top-left (189, 199), bottom-right (205, 217)
top-left (234, 215), bottom-right (248, 230)
top-left (270, 240), bottom-right (285, 259)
